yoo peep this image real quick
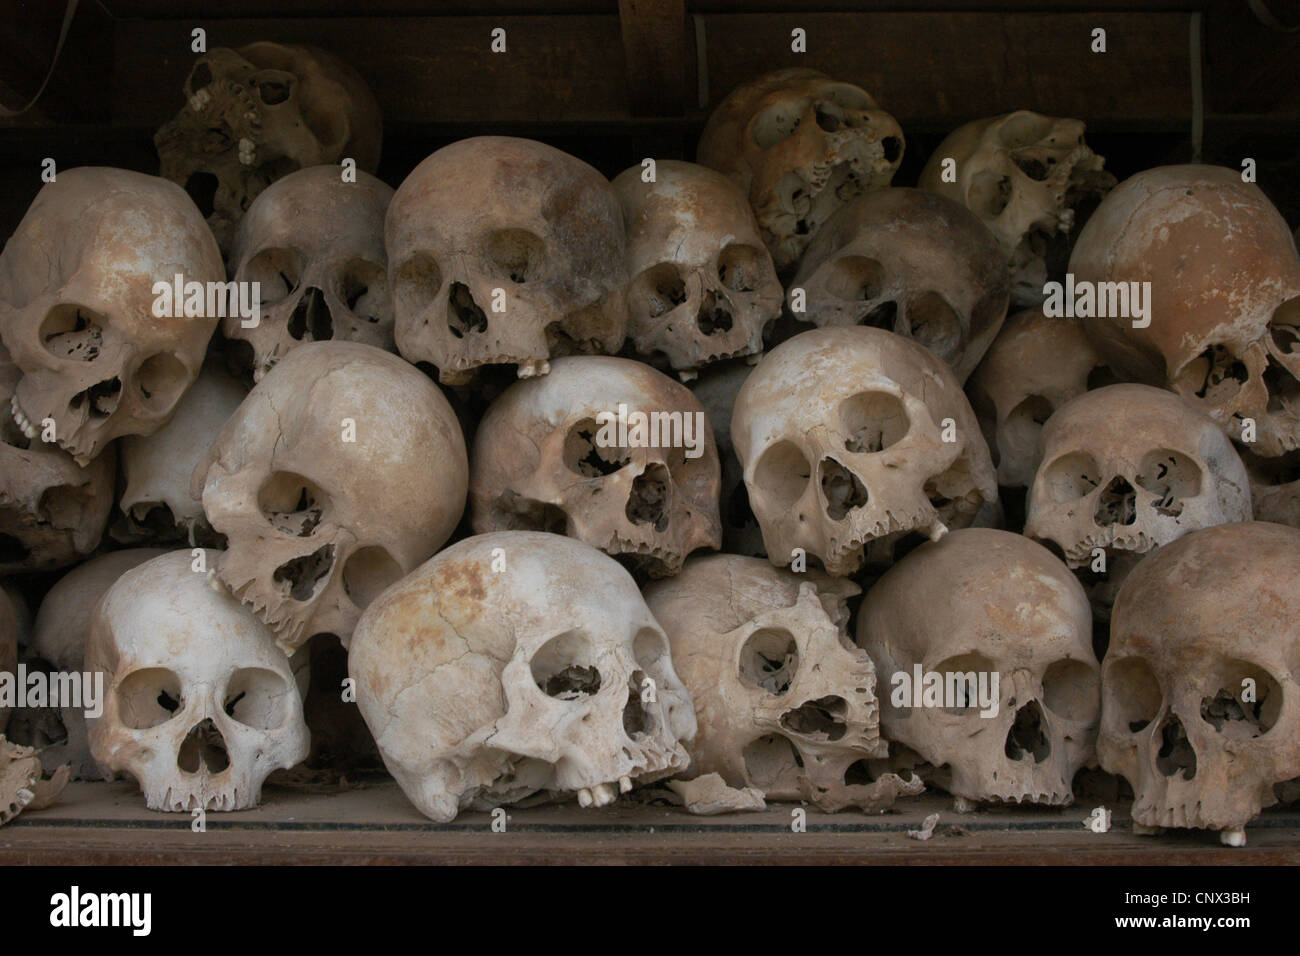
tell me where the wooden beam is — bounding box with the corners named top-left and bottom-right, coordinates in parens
top-left (618, 0), bottom-right (687, 115)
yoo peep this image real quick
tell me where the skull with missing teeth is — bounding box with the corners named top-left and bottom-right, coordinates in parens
top-left (388, 137), bottom-right (629, 385)
top-left (349, 532), bottom-right (696, 821)
top-left (0, 167), bottom-right (223, 465)
top-left (194, 342), bottom-right (468, 653)
top-left (919, 110), bottom-right (1115, 307)
top-left (697, 68), bottom-right (904, 274)
top-left (732, 326), bottom-right (997, 575)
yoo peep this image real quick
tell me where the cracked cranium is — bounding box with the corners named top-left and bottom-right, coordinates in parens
top-left (919, 110), bottom-right (1115, 307)
top-left (195, 342), bottom-right (468, 653)
top-left (697, 68), bottom-right (904, 274)
top-left (155, 42), bottom-right (383, 252)
top-left (349, 531), bottom-right (695, 821)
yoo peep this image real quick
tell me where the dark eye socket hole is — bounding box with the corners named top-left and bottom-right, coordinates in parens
top-left (739, 627), bottom-right (799, 695)
top-left (1012, 154), bottom-right (1050, 181)
top-left (224, 668), bottom-right (289, 730)
top-left (339, 259), bottom-right (390, 322)
top-left (1172, 344), bottom-right (1248, 403)
top-left (256, 78), bottom-right (293, 106)
top-left (881, 136), bottom-right (902, 164)
top-left (838, 390), bottom-right (909, 453)
top-left (342, 546), bottom-right (403, 609)
top-left (753, 440), bottom-right (811, 507)
top-left (184, 172), bottom-right (219, 218)
top-left (717, 244), bottom-right (765, 293)
top-left (1135, 450), bottom-right (1202, 517)
top-left (563, 417), bottom-right (629, 477)
top-left (822, 255), bottom-right (885, 301)
top-left (632, 263), bottom-right (687, 318)
top-left (531, 631), bottom-right (601, 700)
top-left (969, 170), bottom-right (1012, 218)
top-left (1200, 663), bottom-right (1282, 737)
top-left (244, 247), bottom-right (303, 303)
top-left (136, 352), bottom-right (188, 410)
top-left (904, 292), bottom-right (962, 360)
top-left (39, 305), bottom-right (106, 362)
top-left (258, 472), bottom-right (331, 536)
top-left (189, 61), bottom-right (213, 92)
top-left (750, 100), bottom-right (809, 149)
top-left (484, 229), bottom-right (545, 284)
top-left (117, 668), bottom-right (184, 729)
top-left (1270, 297), bottom-right (1300, 353)
top-left (1041, 451), bottom-right (1102, 503)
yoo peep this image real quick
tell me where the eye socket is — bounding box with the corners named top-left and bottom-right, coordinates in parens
top-left (39, 305), bottom-right (106, 362)
top-left (252, 70), bottom-right (295, 106)
top-left (531, 630), bottom-right (602, 701)
top-left (117, 668), bottom-right (184, 729)
top-left (1172, 344), bottom-right (1249, 406)
top-left (717, 244), bottom-right (767, 293)
top-left (188, 60), bottom-right (214, 93)
top-left (1200, 661), bottom-right (1282, 738)
top-left (820, 255), bottom-right (885, 301)
top-left (339, 259), bottom-right (390, 323)
top-left (1043, 658), bottom-right (1100, 723)
top-left (1103, 657), bottom-right (1162, 733)
top-left (224, 667), bottom-right (290, 730)
top-left (1136, 450), bottom-right (1202, 517)
top-left (563, 417), bottom-right (629, 477)
top-left (904, 292), bottom-right (962, 361)
top-left (632, 628), bottom-right (669, 672)
top-left (258, 472), bottom-right (331, 537)
top-left (739, 627), bottom-right (799, 695)
top-left (245, 247), bottom-right (303, 304)
top-left (743, 733), bottom-right (803, 791)
top-left (1039, 451), bottom-right (1101, 503)
top-left (838, 390), bottom-right (908, 453)
top-left (135, 352), bottom-right (189, 412)
top-left (392, 254), bottom-right (442, 320)
top-left (750, 99), bottom-right (810, 149)
top-left (968, 170), bottom-right (1012, 218)
top-left (629, 263), bottom-right (687, 319)
top-left (1270, 297), bottom-right (1300, 353)
top-left (484, 229), bottom-right (545, 284)
top-left (931, 653), bottom-right (997, 715)
top-left (343, 546), bottom-right (403, 609)
top-left (752, 440), bottom-right (811, 508)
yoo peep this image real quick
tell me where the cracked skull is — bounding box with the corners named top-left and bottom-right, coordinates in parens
top-left (697, 68), bottom-right (904, 274)
top-left (612, 160), bottom-right (782, 377)
top-left (0, 167), bottom-right (223, 465)
top-left (228, 165), bottom-right (395, 382)
top-left (1071, 164), bottom-right (1300, 457)
top-left (789, 188), bottom-right (1010, 383)
top-left (388, 137), bottom-right (628, 385)
top-left (155, 42), bottom-right (383, 252)
top-left (919, 110), bottom-right (1115, 307)
top-left (1099, 521), bottom-right (1300, 835)
top-left (349, 531), bottom-right (695, 822)
top-left (469, 355), bottom-right (721, 578)
top-left (857, 528), bottom-right (1100, 805)
top-left (87, 549), bottom-right (309, 811)
top-left (732, 325), bottom-right (997, 575)
top-left (195, 342), bottom-right (468, 653)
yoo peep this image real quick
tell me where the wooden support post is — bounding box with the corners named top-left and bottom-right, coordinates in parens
top-left (618, 0), bottom-right (687, 116)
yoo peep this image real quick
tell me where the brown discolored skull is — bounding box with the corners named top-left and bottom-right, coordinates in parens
top-left (697, 68), bottom-right (904, 274)
top-left (1070, 165), bottom-right (1300, 457)
top-left (194, 342), bottom-right (468, 654)
top-left (858, 528), bottom-right (1099, 806)
top-left (0, 167), bottom-right (223, 465)
top-left (732, 326), bottom-right (997, 575)
top-left (388, 137), bottom-right (628, 385)
top-left (919, 111), bottom-right (1115, 307)
top-left (1099, 522), bottom-right (1300, 842)
top-left (227, 165), bottom-right (395, 382)
top-left (789, 188), bottom-right (1010, 383)
top-left (470, 355), bottom-right (720, 578)
top-left (612, 160), bottom-right (782, 378)
top-left (155, 43), bottom-right (383, 252)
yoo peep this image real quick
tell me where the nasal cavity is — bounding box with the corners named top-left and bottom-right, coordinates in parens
top-left (273, 543), bottom-right (336, 602)
top-left (1094, 476), bottom-right (1137, 527)
top-left (447, 282), bottom-right (488, 338)
top-left (287, 286), bottom-right (333, 342)
top-left (1156, 713), bottom-right (1197, 780)
top-left (626, 463), bottom-right (671, 532)
top-left (623, 670), bottom-right (653, 737)
top-left (1004, 701), bottom-right (1050, 763)
top-left (780, 695), bottom-right (847, 741)
top-left (177, 718), bottom-right (230, 774)
top-left (695, 292), bottom-right (733, 336)
top-left (820, 458), bottom-right (867, 520)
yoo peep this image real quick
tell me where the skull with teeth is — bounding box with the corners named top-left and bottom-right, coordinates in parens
top-left (612, 160), bottom-right (782, 377)
top-left (857, 528), bottom-right (1100, 806)
top-left (1070, 165), bottom-right (1300, 457)
top-left (349, 531), bottom-right (696, 821)
top-left (155, 42), bottom-right (383, 253)
top-left (732, 326), bottom-right (997, 575)
top-left (1099, 522), bottom-right (1300, 841)
top-left (788, 188), bottom-right (1011, 383)
top-left (194, 342), bottom-right (468, 653)
top-left (0, 167), bottom-right (223, 466)
top-left (227, 165), bottom-right (395, 382)
top-left (919, 110), bottom-right (1115, 307)
top-left (698, 68), bottom-right (904, 274)
top-left (469, 355), bottom-right (721, 578)
top-left (87, 549), bottom-right (310, 812)
top-left (388, 137), bottom-right (629, 385)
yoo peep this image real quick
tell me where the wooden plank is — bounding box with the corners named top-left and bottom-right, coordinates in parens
top-left (618, 0), bottom-right (688, 115)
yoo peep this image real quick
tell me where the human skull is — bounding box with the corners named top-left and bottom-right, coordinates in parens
top-left (968, 307), bottom-right (1114, 488)
top-left (1071, 165), bottom-right (1300, 457)
top-left (1025, 384), bottom-right (1252, 569)
top-left (155, 42), bottom-right (383, 252)
top-left (30, 548), bottom-right (167, 778)
top-left (388, 137), bottom-right (628, 385)
top-left (644, 554), bottom-right (894, 807)
top-left (789, 188), bottom-right (1010, 383)
top-left (697, 68), bottom-right (904, 273)
top-left (612, 160), bottom-right (782, 377)
top-left (689, 358), bottom-right (764, 556)
top-left (732, 326), bottom-right (997, 575)
top-left (1242, 449), bottom-right (1300, 528)
top-left (1099, 521), bottom-right (1300, 839)
top-left (349, 531), bottom-right (695, 822)
top-left (115, 362), bottom-right (247, 545)
top-left (0, 167), bottom-right (223, 465)
top-left (87, 549), bottom-right (309, 811)
top-left (0, 343), bottom-right (116, 573)
top-left (857, 528), bottom-right (1099, 805)
top-left (195, 342), bottom-right (468, 653)
top-left (228, 165), bottom-right (395, 382)
top-left (919, 111), bottom-right (1115, 307)
top-left (470, 355), bottom-right (721, 578)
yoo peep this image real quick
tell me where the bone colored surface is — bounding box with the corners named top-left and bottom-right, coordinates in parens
top-left (1100, 522), bottom-right (1300, 833)
top-left (667, 773), bottom-right (765, 814)
top-left (858, 527), bottom-right (1098, 806)
top-left (196, 341), bottom-right (468, 653)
